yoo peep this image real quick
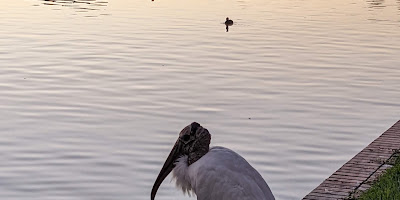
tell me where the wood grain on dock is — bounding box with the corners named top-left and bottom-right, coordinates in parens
top-left (303, 120), bottom-right (400, 200)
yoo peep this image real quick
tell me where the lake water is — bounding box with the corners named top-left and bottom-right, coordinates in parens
top-left (1, 0), bottom-right (400, 199)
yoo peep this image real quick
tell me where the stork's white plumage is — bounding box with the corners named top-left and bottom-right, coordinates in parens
top-left (151, 122), bottom-right (275, 200)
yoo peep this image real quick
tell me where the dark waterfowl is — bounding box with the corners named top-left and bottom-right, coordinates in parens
top-left (225, 17), bottom-right (233, 26)
top-left (225, 17), bottom-right (233, 32)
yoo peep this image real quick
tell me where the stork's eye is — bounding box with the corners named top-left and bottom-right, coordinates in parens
top-left (182, 135), bottom-right (190, 142)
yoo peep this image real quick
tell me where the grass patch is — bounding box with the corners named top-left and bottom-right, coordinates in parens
top-left (357, 155), bottom-right (400, 200)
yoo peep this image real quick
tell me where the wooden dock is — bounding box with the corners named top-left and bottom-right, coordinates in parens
top-left (303, 120), bottom-right (400, 200)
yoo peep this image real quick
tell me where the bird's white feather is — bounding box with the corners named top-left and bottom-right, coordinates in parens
top-left (172, 146), bottom-right (274, 200)
top-left (172, 155), bottom-right (194, 196)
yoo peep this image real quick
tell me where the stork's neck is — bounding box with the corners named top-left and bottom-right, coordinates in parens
top-left (187, 133), bottom-right (211, 165)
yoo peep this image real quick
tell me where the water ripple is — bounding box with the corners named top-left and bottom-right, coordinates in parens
top-left (1, 0), bottom-right (400, 199)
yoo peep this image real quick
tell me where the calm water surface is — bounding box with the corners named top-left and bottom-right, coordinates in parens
top-left (1, 0), bottom-right (400, 199)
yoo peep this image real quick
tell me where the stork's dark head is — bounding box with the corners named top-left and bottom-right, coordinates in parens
top-left (151, 122), bottom-right (211, 200)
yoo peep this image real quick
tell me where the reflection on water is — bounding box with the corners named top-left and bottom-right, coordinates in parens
top-left (398, 0), bottom-right (400, 11)
top-left (39, 0), bottom-right (107, 13)
top-left (367, 0), bottom-right (400, 10)
top-left (366, 0), bottom-right (400, 22)
top-left (367, 0), bottom-right (385, 8)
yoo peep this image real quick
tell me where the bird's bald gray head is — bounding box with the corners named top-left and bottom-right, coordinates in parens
top-left (151, 122), bottom-right (211, 200)
top-left (179, 122), bottom-right (211, 164)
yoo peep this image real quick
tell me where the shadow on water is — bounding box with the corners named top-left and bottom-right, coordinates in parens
top-left (39, 0), bottom-right (108, 15)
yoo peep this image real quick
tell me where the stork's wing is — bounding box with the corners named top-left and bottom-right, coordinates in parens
top-left (188, 146), bottom-right (275, 200)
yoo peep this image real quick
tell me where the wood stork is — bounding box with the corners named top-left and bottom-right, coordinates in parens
top-left (151, 122), bottom-right (275, 200)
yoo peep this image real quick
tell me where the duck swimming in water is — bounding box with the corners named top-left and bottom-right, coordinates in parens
top-left (225, 17), bottom-right (233, 32)
top-left (225, 17), bottom-right (233, 26)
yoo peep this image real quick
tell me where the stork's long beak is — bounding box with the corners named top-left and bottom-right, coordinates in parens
top-left (151, 139), bottom-right (182, 200)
